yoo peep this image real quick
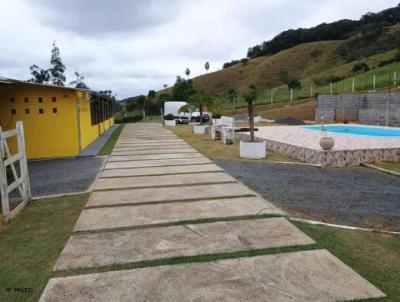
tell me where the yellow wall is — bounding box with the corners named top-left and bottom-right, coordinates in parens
top-left (0, 84), bottom-right (114, 159)
top-left (78, 99), bottom-right (114, 150)
top-left (0, 85), bottom-right (82, 159)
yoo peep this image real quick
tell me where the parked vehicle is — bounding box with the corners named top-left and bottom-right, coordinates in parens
top-left (190, 111), bottom-right (210, 123)
top-left (164, 101), bottom-right (190, 124)
top-left (164, 101), bottom-right (210, 124)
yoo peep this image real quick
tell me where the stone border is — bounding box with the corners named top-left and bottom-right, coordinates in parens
top-left (362, 163), bottom-right (400, 177)
top-left (289, 217), bottom-right (400, 236)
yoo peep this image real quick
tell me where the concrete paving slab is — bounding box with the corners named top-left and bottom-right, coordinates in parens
top-left (55, 218), bottom-right (313, 270)
top-left (100, 164), bottom-right (223, 177)
top-left (94, 172), bottom-right (235, 190)
top-left (114, 142), bottom-right (187, 148)
top-left (108, 153), bottom-right (204, 162)
top-left (111, 148), bottom-right (197, 156)
top-left (87, 183), bottom-right (255, 207)
top-left (41, 250), bottom-right (385, 302)
top-left (104, 157), bottom-right (212, 169)
top-left (75, 197), bottom-right (283, 231)
top-left (117, 137), bottom-right (183, 141)
top-left (112, 144), bottom-right (189, 151)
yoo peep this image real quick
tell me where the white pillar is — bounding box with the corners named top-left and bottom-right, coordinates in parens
top-left (373, 74), bottom-right (376, 90)
top-left (394, 72), bottom-right (397, 87)
top-left (385, 97), bottom-right (390, 126)
top-left (290, 89), bottom-right (293, 101)
top-left (233, 97), bottom-right (236, 110)
top-left (352, 78), bottom-right (355, 92)
top-left (310, 85), bottom-right (313, 98)
top-left (271, 91), bottom-right (274, 104)
top-left (330, 82), bottom-right (333, 96)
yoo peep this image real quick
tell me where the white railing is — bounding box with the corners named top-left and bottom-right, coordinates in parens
top-left (0, 121), bottom-right (31, 224)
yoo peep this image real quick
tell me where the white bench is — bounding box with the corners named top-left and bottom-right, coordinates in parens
top-left (210, 116), bottom-right (236, 144)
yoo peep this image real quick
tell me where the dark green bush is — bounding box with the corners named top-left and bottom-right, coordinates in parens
top-left (164, 114), bottom-right (175, 120)
top-left (313, 75), bottom-right (345, 86)
top-left (352, 62), bottom-right (370, 73)
top-left (115, 115), bottom-right (143, 124)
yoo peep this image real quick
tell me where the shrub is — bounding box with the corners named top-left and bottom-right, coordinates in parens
top-left (313, 75), bottom-right (345, 86)
top-left (115, 115), bottom-right (143, 124)
top-left (377, 50), bottom-right (400, 67)
top-left (352, 62), bottom-right (370, 73)
top-left (212, 106), bottom-right (223, 119)
top-left (164, 114), bottom-right (175, 120)
top-left (288, 79), bottom-right (301, 90)
top-left (310, 48), bottom-right (322, 58)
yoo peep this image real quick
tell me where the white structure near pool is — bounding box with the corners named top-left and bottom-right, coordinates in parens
top-left (237, 124), bottom-right (400, 167)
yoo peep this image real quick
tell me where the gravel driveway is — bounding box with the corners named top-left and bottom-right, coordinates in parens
top-left (28, 157), bottom-right (106, 197)
top-left (216, 159), bottom-right (400, 232)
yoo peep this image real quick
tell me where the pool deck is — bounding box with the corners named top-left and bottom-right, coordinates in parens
top-left (236, 125), bottom-right (400, 167)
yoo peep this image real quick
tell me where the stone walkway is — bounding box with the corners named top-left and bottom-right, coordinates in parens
top-left (39, 123), bottom-right (384, 302)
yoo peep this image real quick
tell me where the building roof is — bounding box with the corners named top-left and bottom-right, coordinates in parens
top-left (0, 76), bottom-right (95, 94)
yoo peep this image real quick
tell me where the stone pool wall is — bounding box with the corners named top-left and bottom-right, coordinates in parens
top-left (316, 93), bottom-right (400, 126)
top-left (235, 132), bottom-right (400, 168)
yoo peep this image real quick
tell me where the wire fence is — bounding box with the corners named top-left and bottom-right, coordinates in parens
top-left (223, 66), bottom-right (400, 110)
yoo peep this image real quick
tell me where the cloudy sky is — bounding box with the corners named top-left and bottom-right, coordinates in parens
top-left (0, 0), bottom-right (398, 99)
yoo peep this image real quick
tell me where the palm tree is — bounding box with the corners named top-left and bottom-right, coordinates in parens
top-left (204, 61), bottom-right (210, 73)
top-left (185, 68), bottom-right (190, 79)
top-left (242, 85), bottom-right (258, 142)
top-left (188, 90), bottom-right (214, 124)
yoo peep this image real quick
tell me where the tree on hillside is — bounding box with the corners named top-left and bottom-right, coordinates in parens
top-left (226, 88), bottom-right (237, 103)
top-left (147, 90), bottom-right (156, 99)
top-left (49, 42), bottom-right (66, 86)
top-left (171, 77), bottom-right (195, 102)
top-left (163, 84), bottom-right (168, 89)
top-left (288, 79), bottom-right (301, 90)
top-left (278, 69), bottom-right (290, 85)
top-left (204, 61), bottom-right (210, 73)
top-left (69, 71), bottom-right (89, 89)
top-left (185, 68), bottom-right (190, 79)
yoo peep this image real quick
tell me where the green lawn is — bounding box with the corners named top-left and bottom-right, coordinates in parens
top-left (295, 222), bottom-right (400, 302)
top-left (97, 124), bottom-right (124, 155)
top-left (0, 194), bottom-right (88, 302)
top-left (169, 125), bottom-right (297, 163)
top-left (372, 161), bottom-right (400, 174)
top-left (0, 193), bottom-right (398, 301)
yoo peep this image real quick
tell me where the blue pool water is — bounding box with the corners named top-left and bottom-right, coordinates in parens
top-left (303, 125), bottom-right (400, 137)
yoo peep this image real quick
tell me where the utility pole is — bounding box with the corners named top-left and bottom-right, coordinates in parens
top-left (290, 89), bottom-right (293, 101)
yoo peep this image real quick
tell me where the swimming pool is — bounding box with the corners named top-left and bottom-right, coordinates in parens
top-left (303, 125), bottom-right (400, 137)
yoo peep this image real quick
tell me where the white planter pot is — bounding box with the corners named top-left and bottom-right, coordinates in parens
top-left (240, 140), bottom-right (266, 159)
top-left (193, 125), bottom-right (207, 134)
top-left (213, 118), bottom-right (222, 125)
top-left (165, 120), bottom-right (176, 127)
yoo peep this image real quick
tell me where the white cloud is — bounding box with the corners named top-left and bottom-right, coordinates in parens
top-left (0, 0), bottom-right (398, 98)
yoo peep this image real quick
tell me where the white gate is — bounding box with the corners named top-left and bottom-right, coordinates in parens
top-left (0, 121), bottom-right (31, 224)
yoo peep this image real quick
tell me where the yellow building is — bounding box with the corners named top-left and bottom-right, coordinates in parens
top-left (0, 77), bottom-right (114, 159)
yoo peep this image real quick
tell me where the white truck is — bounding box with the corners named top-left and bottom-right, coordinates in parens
top-left (164, 101), bottom-right (210, 124)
